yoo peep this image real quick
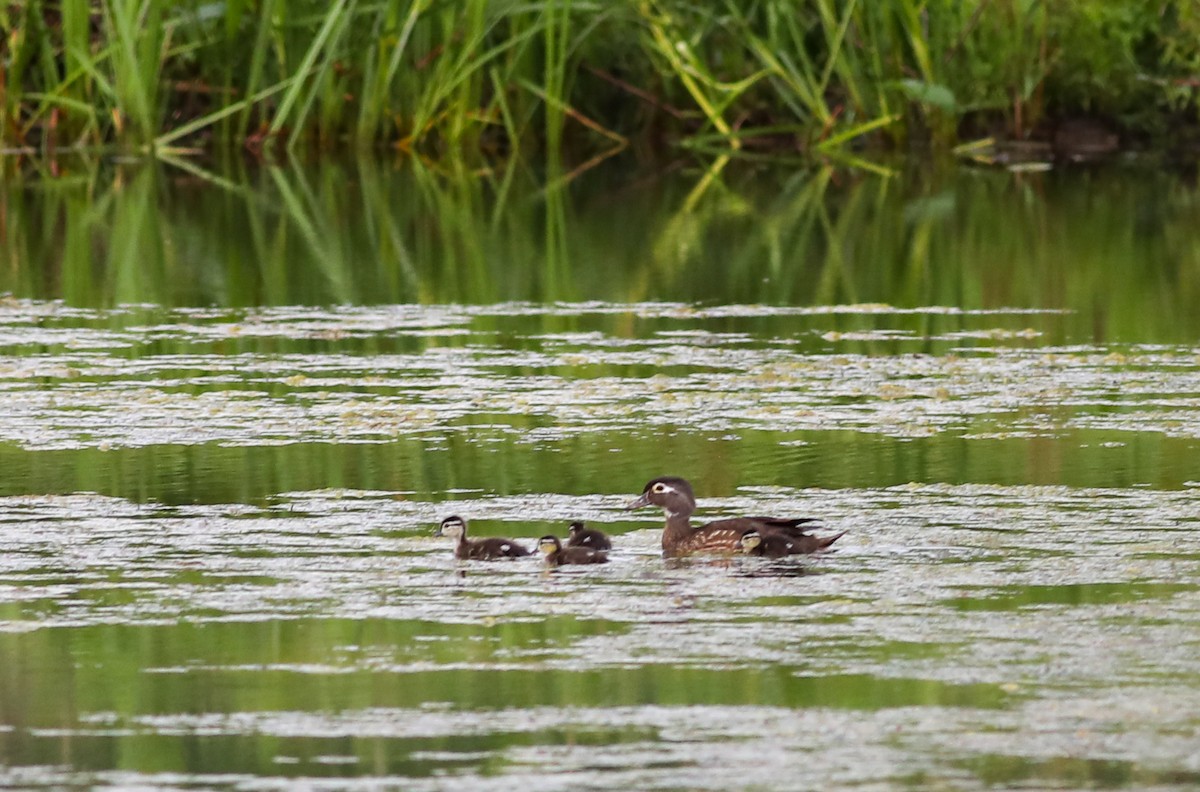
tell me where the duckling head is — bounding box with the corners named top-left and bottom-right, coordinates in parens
top-left (437, 515), bottom-right (467, 540)
top-left (738, 531), bottom-right (762, 553)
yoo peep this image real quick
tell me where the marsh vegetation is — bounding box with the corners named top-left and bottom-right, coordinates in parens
top-left (4, 1), bottom-right (1199, 161)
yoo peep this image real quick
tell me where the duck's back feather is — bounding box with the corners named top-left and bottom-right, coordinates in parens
top-left (547, 545), bottom-right (609, 566)
top-left (748, 531), bottom-right (846, 557)
top-left (458, 536), bottom-right (530, 560)
top-left (567, 528), bottom-right (612, 551)
top-left (745, 516), bottom-right (822, 532)
top-left (668, 517), bottom-right (842, 557)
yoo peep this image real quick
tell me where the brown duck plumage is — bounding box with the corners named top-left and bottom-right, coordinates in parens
top-left (538, 535), bottom-right (609, 566)
top-left (626, 476), bottom-right (843, 558)
top-left (436, 515), bottom-right (530, 560)
top-left (738, 529), bottom-right (836, 558)
top-left (566, 520), bottom-right (612, 551)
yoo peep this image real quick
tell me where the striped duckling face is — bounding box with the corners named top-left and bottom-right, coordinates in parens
top-left (437, 515), bottom-right (467, 540)
top-left (538, 535), bottom-right (562, 555)
top-left (738, 530), bottom-right (763, 553)
top-left (626, 476), bottom-right (697, 516)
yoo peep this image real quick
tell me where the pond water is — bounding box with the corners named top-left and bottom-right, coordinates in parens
top-left (1, 156), bottom-right (1199, 789)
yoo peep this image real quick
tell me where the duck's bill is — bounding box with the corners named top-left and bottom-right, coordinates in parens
top-left (625, 493), bottom-right (651, 510)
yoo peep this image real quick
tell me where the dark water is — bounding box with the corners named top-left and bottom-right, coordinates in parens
top-left (0, 157), bottom-right (1199, 789)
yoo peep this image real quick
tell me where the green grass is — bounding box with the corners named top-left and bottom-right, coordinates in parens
top-left (2, 0), bottom-right (1199, 159)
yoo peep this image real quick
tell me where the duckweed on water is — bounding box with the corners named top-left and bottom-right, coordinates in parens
top-left (1, 302), bottom-right (1198, 452)
top-left (4, 163), bottom-right (1200, 788)
top-left (2, 477), bottom-right (1200, 787)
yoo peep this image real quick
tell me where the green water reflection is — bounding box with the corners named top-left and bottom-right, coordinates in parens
top-left (3, 157), bottom-right (1200, 789)
top-left (4, 159), bottom-right (1200, 343)
top-left (0, 430), bottom-right (1194, 506)
top-left (962, 755), bottom-right (1200, 789)
top-left (0, 618), bottom-right (1007, 781)
top-left (945, 582), bottom-right (1198, 611)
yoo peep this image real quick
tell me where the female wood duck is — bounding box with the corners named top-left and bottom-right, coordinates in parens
top-left (436, 515), bottom-right (531, 560)
top-left (626, 476), bottom-right (844, 558)
top-left (538, 535), bottom-right (609, 566)
top-left (566, 521), bottom-right (612, 551)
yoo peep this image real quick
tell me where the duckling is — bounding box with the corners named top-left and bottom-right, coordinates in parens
top-left (566, 520), bottom-right (612, 551)
top-left (538, 535), bottom-right (609, 566)
top-left (436, 515), bottom-right (530, 560)
top-left (737, 529), bottom-right (831, 558)
top-left (626, 476), bottom-right (844, 558)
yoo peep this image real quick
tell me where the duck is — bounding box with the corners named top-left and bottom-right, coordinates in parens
top-left (626, 476), bottom-right (844, 558)
top-left (538, 535), bottom-right (609, 566)
top-left (566, 520), bottom-right (612, 551)
top-left (435, 515), bottom-right (531, 560)
top-left (737, 529), bottom-right (831, 558)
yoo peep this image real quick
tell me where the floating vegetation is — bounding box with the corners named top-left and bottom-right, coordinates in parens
top-left (1, 479), bottom-right (1199, 788)
top-left (3, 162), bottom-right (1200, 789)
top-left (0, 301), bottom-right (1196, 451)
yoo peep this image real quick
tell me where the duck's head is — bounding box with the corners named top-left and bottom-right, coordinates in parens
top-left (437, 515), bottom-right (467, 539)
top-left (567, 521), bottom-right (586, 537)
top-left (538, 535), bottom-right (562, 555)
top-left (738, 530), bottom-right (762, 553)
top-left (625, 476), bottom-right (697, 516)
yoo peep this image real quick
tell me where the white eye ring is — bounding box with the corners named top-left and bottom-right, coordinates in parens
top-left (652, 483), bottom-right (667, 493)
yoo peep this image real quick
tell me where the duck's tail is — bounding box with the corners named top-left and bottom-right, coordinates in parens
top-left (812, 531), bottom-right (846, 551)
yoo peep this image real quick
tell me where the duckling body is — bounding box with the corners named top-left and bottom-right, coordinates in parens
top-left (566, 521), bottom-right (612, 551)
top-left (738, 529), bottom-right (831, 558)
top-left (538, 535), bottom-right (609, 566)
top-left (626, 476), bottom-right (843, 558)
top-left (436, 515), bottom-right (530, 560)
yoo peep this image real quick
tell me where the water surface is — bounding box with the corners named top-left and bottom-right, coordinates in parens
top-left (0, 158), bottom-right (1198, 789)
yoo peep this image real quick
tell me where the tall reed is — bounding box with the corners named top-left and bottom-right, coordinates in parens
top-left (3, 1), bottom-right (1197, 158)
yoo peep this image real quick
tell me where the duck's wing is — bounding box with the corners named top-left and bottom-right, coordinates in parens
top-left (581, 531), bottom-right (612, 550)
top-left (673, 518), bottom-right (838, 556)
top-left (760, 529), bottom-right (846, 555)
top-left (469, 537), bottom-right (531, 559)
top-left (498, 538), bottom-right (531, 557)
top-left (567, 529), bottom-right (612, 550)
top-left (744, 516), bottom-right (823, 535)
top-left (562, 546), bottom-right (609, 565)
top-left (674, 519), bottom-right (759, 554)
top-left (695, 517), bottom-right (815, 537)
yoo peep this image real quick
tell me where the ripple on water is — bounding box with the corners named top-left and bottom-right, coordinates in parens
top-left (0, 302), bottom-right (1195, 450)
top-left (2, 301), bottom-right (1200, 789)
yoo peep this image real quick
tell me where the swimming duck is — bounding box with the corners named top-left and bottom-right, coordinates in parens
top-left (566, 520), bottom-right (612, 551)
top-left (538, 535), bottom-right (609, 566)
top-left (436, 515), bottom-right (531, 560)
top-left (737, 529), bottom-right (831, 558)
top-left (626, 476), bottom-right (844, 558)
